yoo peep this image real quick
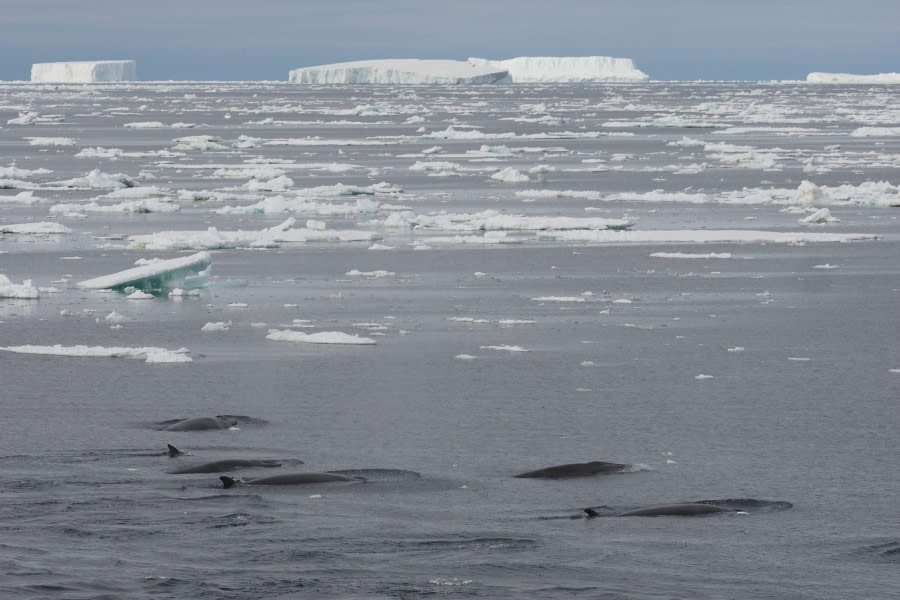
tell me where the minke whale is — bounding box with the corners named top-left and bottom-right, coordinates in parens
top-left (514, 461), bottom-right (629, 478)
top-left (220, 473), bottom-right (360, 488)
top-left (585, 503), bottom-right (743, 518)
top-left (161, 416), bottom-right (236, 431)
top-left (172, 459), bottom-right (284, 474)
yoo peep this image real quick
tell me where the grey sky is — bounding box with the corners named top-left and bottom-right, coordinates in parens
top-left (2, 0), bottom-right (897, 81)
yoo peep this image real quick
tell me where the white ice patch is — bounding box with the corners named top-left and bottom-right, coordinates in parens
top-left (266, 329), bottom-right (376, 345)
top-left (26, 137), bottom-right (76, 146)
top-left (806, 72), bottom-right (900, 84)
top-left (43, 169), bottom-right (137, 190)
top-left (490, 167), bottom-right (529, 183)
top-left (0, 344), bottom-right (191, 363)
top-left (30, 60), bottom-right (137, 83)
top-left (201, 321), bottom-right (232, 332)
top-left (650, 252), bottom-right (732, 259)
top-left (0, 222), bottom-right (72, 234)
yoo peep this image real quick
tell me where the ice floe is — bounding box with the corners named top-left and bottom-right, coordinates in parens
top-left (265, 329), bottom-right (377, 345)
top-left (0, 222), bottom-right (72, 234)
top-left (0, 344), bottom-right (191, 363)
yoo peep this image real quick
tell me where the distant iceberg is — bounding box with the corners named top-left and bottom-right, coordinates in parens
top-left (289, 59), bottom-right (508, 84)
top-left (31, 60), bottom-right (137, 83)
top-left (806, 72), bottom-right (900, 84)
top-left (467, 56), bottom-right (649, 82)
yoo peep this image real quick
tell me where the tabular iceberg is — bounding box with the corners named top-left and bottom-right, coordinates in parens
top-left (289, 59), bottom-right (508, 84)
top-left (31, 60), bottom-right (137, 83)
top-left (467, 56), bottom-right (649, 82)
top-left (806, 72), bottom-right (900, 84)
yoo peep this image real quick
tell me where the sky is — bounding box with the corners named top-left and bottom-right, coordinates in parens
top-left (2, 0), bottom-right (897, 81)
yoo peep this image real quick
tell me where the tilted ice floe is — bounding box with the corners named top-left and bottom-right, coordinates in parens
top-left (30, 60), bottom-right (137, 83)
top-left (0, 275), bottom-right (40, 299)
top-left (77, 251), bottom-right (212, 291)
top-left (0, 344), bottom-right (190, 363)
top-left (50, 198), bottom-right (180, 215)
top-left (806, 72), bottom-right (900, 84)
top-left (265, 329), bottom-right (376, 345)
top-left (289, 59), bottom-right (509, 85)
top-left (467, 56), bottom-right (649, 82)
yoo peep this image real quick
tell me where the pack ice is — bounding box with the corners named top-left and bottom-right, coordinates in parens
top-left (467, 56), bottom-right (649, 82)
top-left (289, 59), bottom-right (509, 84)
top-left (30, 60), bottom-right (137, 83)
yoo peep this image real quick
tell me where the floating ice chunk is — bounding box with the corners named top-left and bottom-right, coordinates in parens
top-left (806, 72), bottom-right (900, 84)
top-left (798, 208), bottom-right (839, 224)
top-left (172, 135), bottom-right (228, 151)
top-left (26, 137), bottom-right (76, 146)
top-left (44, 169), bottom-right (137, 189)
top-left (289, 59), bottom-right (509, 84)
top-left (77, 251), bottom-right (211, 291)
top-left (849, 127), bottom-right (900, 137)
top-left (0, 222), bottom-right (72, 234)
top-left (266, 329), bottom-right (376, 345)
top-left (201, 321), bottom-right (232, 332)
top-left (104, 311), bottom-right (129, 324)
top-left (0, 275), bottom-right (39, 299)
top-left (346, 270), bottom-right (396, 278)
top-left (0, 344), bottom-right (190, 363)
top-left (31, 60), bottom-right (136, 83)
top-left (455, 354), bottom-right (477, 360)
top-left (532, 296), bottom-right (586, 302)
top-left (695, 374), bottom-right (714, 380)
top-left (479, 344), bottom-right (530, 352)
top-left (126, 290), bottom-right (155, 300)
top-left (50, 198), bottom-right (180, 215)
top-left (490, 167), bottom-right (529, 183)
top-left (812, 264), bottom-right (840, 269)
top-left (467, 56), bottom-right (649, 82)
top-left (650, 252), bottom-right (732, 259)
top-left (727, 347), bottom-right (745, 352)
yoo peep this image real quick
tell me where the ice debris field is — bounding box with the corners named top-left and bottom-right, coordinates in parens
top-left (0, 78), bottom-right (897, 367)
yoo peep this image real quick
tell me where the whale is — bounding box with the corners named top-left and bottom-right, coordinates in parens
top-left (585, 503), bottom-right (741, 518)
top-left (172, 459), bottom-right (284, 474)
top-left (167, 444), bottom-right (183, 457)
top-left (161, 416), bottom-right (236, 431)
top-left (514, 461), bottom-right (629, 478)
top-left (220, 472), bottom-right (360, 489)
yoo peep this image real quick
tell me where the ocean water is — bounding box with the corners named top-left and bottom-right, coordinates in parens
top-left (0, 81), bottom-right (898, 599)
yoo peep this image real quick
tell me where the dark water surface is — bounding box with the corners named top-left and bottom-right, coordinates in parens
top-left (0, 82), bottom-right (898, 598)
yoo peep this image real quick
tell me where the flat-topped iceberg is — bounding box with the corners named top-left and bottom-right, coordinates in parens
top-left (467, 56), bottom-right (649, 82)
top-left (31, 60), bottom-right (137, 83)
top-left (806, 72), bottom-right (900, 84)
top-left (289, 59), bottom-right (508, 84)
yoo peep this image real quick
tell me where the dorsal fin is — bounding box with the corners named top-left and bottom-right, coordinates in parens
top-left (167, 444), bottom-right (182, 457)
top-left (584, 508), bottom-right (600, 518)
top-left (220, 476), bottom-right (235, 489)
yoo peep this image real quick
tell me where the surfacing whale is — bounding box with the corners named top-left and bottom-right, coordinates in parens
top-left (585, 503), bottom-right (741, 518)
top-left (172, 459), bottom-right (284, 474)
top-left (161, 416), bottom-right (236, 431)
top-left (514, 461), bottom-right (629, 478)
top-left (220, 472), bottom-right (360, 489)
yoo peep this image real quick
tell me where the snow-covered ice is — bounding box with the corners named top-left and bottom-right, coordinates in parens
top-left (266, 329), bottom-right (377, 345)
top-left (0, 344), bottom-right (191, 363)
top-left (806, 72), bottom-right (900, 84)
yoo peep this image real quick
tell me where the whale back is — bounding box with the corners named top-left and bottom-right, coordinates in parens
top-left (515, 461), bottom-right (628, 478)
top-left (615, 503), bottom-right (734, 517)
